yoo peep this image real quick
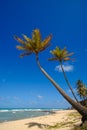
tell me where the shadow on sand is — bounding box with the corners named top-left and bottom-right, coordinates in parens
top-left (25, 122), bottom-right (50, 129)
top-left (25, 111), bottom-right (56, 129)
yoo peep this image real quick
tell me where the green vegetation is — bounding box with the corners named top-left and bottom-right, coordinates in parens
top-left (76, 80), bottom-right (87, 107)
top-left (76, 80), bottom-right (87, 100)
top-left (15, 29), bottom-right (52, 57)
top-left (69, 112), bottom-right (81, 118)
top-left (47, 122), bottom-right (87, 130)
top-left (47, 111), bottom-right (81, 129)
top-left (72, 121), bottom-right (87, 130)
top-left (47, 121), bottom-right (75, 129)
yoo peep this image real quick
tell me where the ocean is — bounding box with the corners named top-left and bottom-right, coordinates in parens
top-left (0, 108), bottom-right (62, 122)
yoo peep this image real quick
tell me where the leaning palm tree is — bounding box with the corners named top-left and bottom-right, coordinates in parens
top-left (14, 29), bottom-right (87, 124)
top-left (48, 47), bottom-right (78, 102)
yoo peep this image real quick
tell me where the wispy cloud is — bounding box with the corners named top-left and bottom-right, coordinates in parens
top-left (0, 97), bottom-right (3, 100)
top-left (55, 64), bottom-right (74, 72)
top-left (37, 95), bottom-right (43, 99)
top-left (13, 96), bottom-right (20, 101)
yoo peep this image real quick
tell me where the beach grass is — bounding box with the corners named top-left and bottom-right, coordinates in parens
top-left (72, 121), bottom-right (87, 130)
top-left (44, 111), bottom-right (81, 129)
top-left (46, 110), bottom-right (81, 130)
top-left (47, 121), bottom-right (75, 129)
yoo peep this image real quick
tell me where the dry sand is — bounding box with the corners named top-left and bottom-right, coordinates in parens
top-left (0, 110), bottom-right (81, 130)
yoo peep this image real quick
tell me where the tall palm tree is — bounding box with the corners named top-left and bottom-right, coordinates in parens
top-left (48, 47), bottom-right (78, 102)
top-left (14, 29), bottom-right (87, 124)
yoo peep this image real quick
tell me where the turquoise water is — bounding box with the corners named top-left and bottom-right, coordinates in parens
top-left (0, 108), bottom-right (62, 122)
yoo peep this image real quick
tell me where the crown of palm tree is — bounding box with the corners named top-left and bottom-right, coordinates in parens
top-left (48, 47), bottom-right (74, 62)
top-left (76, 80), bottom-right (87, 98)
top-left (14, 29), bottom-right (52, 57)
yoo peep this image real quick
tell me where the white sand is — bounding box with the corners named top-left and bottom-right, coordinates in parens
top-left (0, 110), bottom-right (81, 130)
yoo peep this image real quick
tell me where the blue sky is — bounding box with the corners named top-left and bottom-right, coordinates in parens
top-left (0, 0), bottom-right (87, 108)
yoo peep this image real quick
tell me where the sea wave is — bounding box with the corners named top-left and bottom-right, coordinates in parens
top-left (0, 108), bottom-right (49, 112)
top-left (0, 108), bottom-right (62, 113)
top-left (0, 108), bottom-right (64, 122)
top-left (0, 110), bottom-right (9, 112)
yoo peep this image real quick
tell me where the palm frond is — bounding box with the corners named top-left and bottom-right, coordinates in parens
top-left (48, 57), bottom-right (58, 61)
top-left (41, 34), bottom-right (52, 47)
top-left (32, 29), bottom-right (42, 49)
top-left (22, 34), bottom-right (31, 42)
top-left (61, 47), bottom-right (68, 55)
top-left (64, 52), bottom-right (74, 57)
top-left (39, 43), bottom-right (50, 52)
top-left (16, 45), bottom-right (26, 50)
top-left (20, 52), bottom-right (32, 58)
top-left (63, 57), bottom-right (70, 61)
top-left (14, 36), bottom-right (26, 45)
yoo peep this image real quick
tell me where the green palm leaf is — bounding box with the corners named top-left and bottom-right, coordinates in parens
top-left (49, 46), bottom-right (74, 62)
top-left (20, 52), bottom-right (32, 58)
top-left (41, 34), bottom-right (52, 47)
top-left (16, 45), bottom-right (26, 50)
top-left (15, 29), bottom-right (52, 56)
top-left (22, 34), bottom-right (31, 43)
top-left (32, 29), bottom-right (41, 44)
top-left (48, 57), bottom-right (58, 61)
top-left (14, 36), bottom-right (26, 45)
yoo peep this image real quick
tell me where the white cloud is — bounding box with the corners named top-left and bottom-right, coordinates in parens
top-left (37, 95), bottom-right (43, 99)
top-left (55, 64), bottom-right (74, 72)
top-left (13, 96), bottom-right (20, 101)
top-left (0, 97), bottom-right (3, 100)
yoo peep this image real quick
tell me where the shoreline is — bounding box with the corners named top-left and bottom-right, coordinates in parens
top-left (0, 108), bottom-right (64, 122)
top-left (0, 110), bottom-right (81, 130)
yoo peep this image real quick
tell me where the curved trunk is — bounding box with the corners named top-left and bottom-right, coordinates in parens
top-left (36, 55), bottom-right (87, 123)
top-left (60, 62), bottom-right (78, 103)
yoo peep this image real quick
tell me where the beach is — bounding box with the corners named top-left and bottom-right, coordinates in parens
top-left (0, 110), bottom-right (81, 130)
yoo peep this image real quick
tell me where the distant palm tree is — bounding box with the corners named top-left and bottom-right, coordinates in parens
top-left (76, 80), bottom-right (87, 100)
top-left (15, 29), bottom-right (87, 124)
top-left (48, 47), bottom-right (78, 102)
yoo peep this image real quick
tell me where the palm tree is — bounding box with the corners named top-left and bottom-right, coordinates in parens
top-left (14, 29), bottom-right (87, 124)
top-left (48, 47), bottom-right (78, 102)
top-left (76, 80), bottom-right (87, 100)
top-left (15, 29), bottom-right (52, 57)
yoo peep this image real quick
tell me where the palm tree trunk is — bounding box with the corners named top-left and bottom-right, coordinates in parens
top-left (60, 62), bottom-right (78, 103)
top-left (36, 55), bottom-right (87, 124)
